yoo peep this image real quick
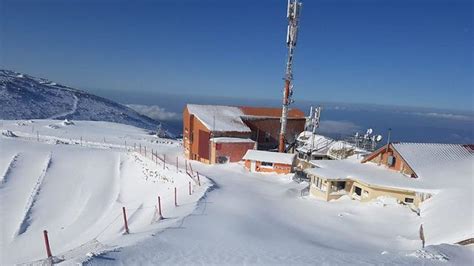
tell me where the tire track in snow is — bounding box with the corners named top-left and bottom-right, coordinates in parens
top-left (0, 153), bottom-right (19, 185)
top-left (48, 93), bottom-right (79, 119)
top-left (15, 153), bottom-right (52, 236)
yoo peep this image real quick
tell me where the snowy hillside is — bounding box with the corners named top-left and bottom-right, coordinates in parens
top-left (1, 120), bottom-right (472, 265)
top-left (0, 120), bottom-right (209, 264)
top-left (0, 70), bottom-right (161, 130)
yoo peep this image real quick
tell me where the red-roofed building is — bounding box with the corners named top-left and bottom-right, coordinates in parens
top-left (183, 104), bottom-right (305, 164)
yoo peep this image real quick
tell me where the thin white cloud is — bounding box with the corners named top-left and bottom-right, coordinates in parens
top-left (127, 104), bottom-right (181, 121)
top-left (412, 112), bottom-right (473, 121)
top-left (317, 120), bottom-right (361, 135)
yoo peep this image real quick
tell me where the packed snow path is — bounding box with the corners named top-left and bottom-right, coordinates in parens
top-left (48, 93), bottom-right (79, 120)
top-left (87, 164), bottom-right (473, 265)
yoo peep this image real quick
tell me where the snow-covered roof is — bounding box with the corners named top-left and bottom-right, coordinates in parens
top-left (306, 159), bottom-right (428, 192)
top-left (242, 150), bottom-right (295, 165)
top-left (392, 143), bottom-right (473, 179)
top-left (187, 104), bottom-right (251, 133)
top-left (210, 137), bottom-right (255, 143)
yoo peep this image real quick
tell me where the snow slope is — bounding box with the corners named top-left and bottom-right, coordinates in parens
top-left (87, 163), bottom-right (474, 265)
top-left (0, 70), bottom-right (161, 130)
top-left (1, 120), bottom-right (472, 265)
top-left (0, 120), bottom-right (209, 265)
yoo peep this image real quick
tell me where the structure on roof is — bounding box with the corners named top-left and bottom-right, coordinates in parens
top-left (243, 150), bottom-right (296, 174)
top-left (304, 142), bottom-right (473, 208)
top-left (183, 104), bottom-right (305, 164)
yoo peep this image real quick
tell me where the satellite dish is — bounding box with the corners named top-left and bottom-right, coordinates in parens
top-left (366, 128), bottom-right (373, 135)
top-left (376, 135), bottom-right (383, 142)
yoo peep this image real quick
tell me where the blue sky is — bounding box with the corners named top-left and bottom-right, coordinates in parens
top-left (1, 0), bottom-right (472, 110)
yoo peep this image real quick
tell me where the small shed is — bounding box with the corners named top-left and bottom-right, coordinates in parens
top-left (242, 150), bottom-right (296, 174)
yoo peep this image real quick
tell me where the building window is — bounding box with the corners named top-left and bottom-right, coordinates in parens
top-left (261, 161), bottom-right (273, 167)
top-left (405, 198), bottom-right (414, 203)
top-left (313, 176), bottom-right (325, 191)
top-left (354, 186), bottom-right (362, 196)
top-left (265, 132), bottom-right (271, 142)
top-left (189, 132), bottom-right (194, 143)
top-left (331, 181), bottom-right (346, 192)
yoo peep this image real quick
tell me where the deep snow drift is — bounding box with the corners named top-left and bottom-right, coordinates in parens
top-left (0, 120), bottom-right (209, 264)
top-left (0, 70), bottom-right (161, 130)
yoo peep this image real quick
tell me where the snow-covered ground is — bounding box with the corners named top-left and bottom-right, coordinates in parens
top-left (87, 163), bottom-right (473, 265)
top-left (1, 120), bottom-right (472, 265)
top-left (0, 120), bottom-right (209, 265)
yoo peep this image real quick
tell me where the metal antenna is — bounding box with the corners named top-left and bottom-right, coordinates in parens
top-left (279, 0), bottom-right (302, 152)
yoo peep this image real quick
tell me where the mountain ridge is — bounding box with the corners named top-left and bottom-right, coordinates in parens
top-left (0, 69), bottom-right (164, 131)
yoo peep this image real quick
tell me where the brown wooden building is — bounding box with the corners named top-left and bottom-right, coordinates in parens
top-left (183, 104), bottom-right (305, 164)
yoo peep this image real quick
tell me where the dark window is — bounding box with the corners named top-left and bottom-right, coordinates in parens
top-left (405, 198), bottom-right (414, 203)
top-left (265, 132), bottom-right (271, 142)
top-left (261, 161), bottom-right (273, 167)
top-left (354, 186), bottom-right (362, 196)
top-left (336, 181), bottom-right (346, 190)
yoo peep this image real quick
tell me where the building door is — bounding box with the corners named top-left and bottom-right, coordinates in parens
top-left (250, 161), bottom-right (256, 172)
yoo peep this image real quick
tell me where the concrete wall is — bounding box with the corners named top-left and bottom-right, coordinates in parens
top-left (349, 180), bottom-right (421, 206)
top-left (184, 106), bottom-right (252, 164)
top-left (183, 107), bottom-right (212, 163)
top-left (244, 160), bottom-right (293, 174)
top-left (308, 173), bottom-right (422, 207)
top-left (211, 141), bottom-right (256, 164)
top-left (365, 145), bottom-right (415, 177)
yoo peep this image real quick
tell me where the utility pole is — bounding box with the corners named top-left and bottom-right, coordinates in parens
top-left (279, 0), bottom-right (302, 152)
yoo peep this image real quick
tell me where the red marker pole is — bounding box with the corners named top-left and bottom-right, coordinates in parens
top-left (189, 181), bottom-right (192, 195)
top-left (122, 207), bottom-right (129, 234)
top-left (43, 230), bottom-right (53, 258)
top-left (174, 187), bottom-right (178, 206)
top-left (157, 196), bottom-right (162, 219)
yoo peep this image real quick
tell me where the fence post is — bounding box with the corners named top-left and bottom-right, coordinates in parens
top-left (37, 131), bottom-right (39, 142)
top-left (197, 172), bottom-right (201, 186)
top-left (174, 187), bottom-right (178, 206)
top-left (176, 157), bottom-right (178, 173)
top-left (189, 181), bottom-right (192, 195)
top-left (189, 162), bottom-right (194, 176)
top-left (185, 159), bottom-right (188, 174)
top-left (157, 196), bottom-right (162, 219)
top-left (43, 230), bottom-right (53, 258)
top-left (139, 144), bottom-right (142, 154)
top-left (122, 207), bottom-right (129, 234)
top-left (163, 154), bottom-right (166, 170)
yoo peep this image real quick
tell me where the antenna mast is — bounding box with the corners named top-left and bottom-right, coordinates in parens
top-left (279, 0), bottom-right (302, 152)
